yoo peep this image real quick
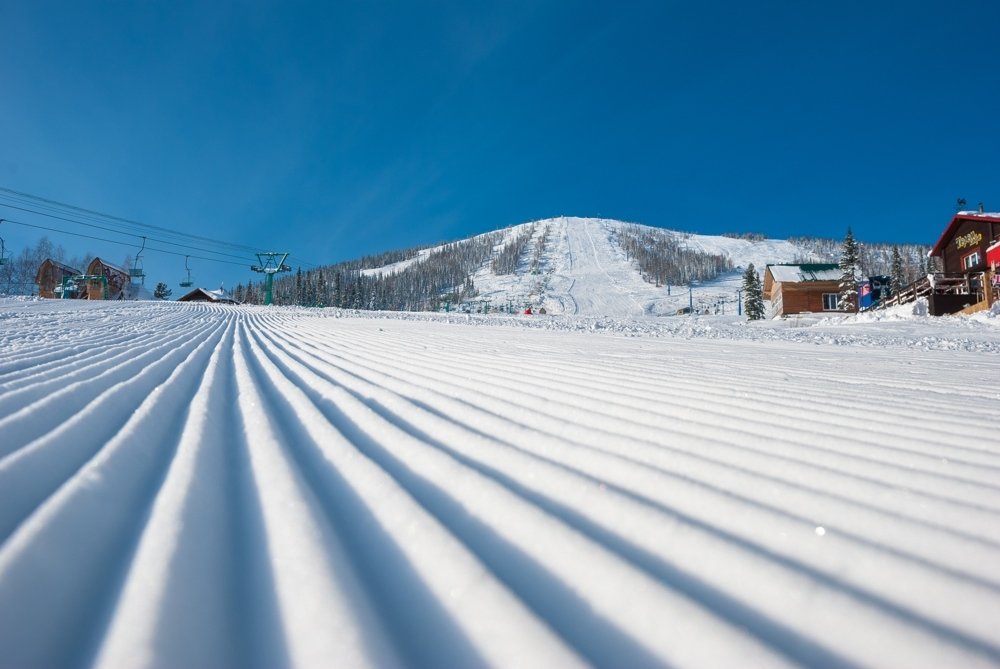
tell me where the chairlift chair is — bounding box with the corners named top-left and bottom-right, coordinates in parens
top-left (179, 255), bottom-right (194, 288)
top-left (130, 237), bottom-right (147, 280)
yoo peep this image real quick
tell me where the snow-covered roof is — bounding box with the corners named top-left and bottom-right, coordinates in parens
top-left (956, 210), bottom-right (1000, 218)
top-left (766, 263), bottom-right (841, 283)
top-left (88, 257), bottom-right (130, 275)
top-left (177, 287), bottom-right (238, 303)
top-left (206, 287), bottom-right (236, 302)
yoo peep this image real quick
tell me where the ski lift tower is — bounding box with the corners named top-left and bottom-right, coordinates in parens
top-left (250, 252), bottom-right (291, 305)
top-left (0, 219), bottom-right (9, 267)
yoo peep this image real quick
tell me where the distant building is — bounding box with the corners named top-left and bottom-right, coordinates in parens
top-left (177, 287), bottom-right (238, 304)
top-left (763, 263), bottom-right (842, 317)
top-left (85, 258), bottom-right (131, 300)
top-left (35, 259), bottom-right (82, 299)
top-left (858, 275), bottom-right (891, 310)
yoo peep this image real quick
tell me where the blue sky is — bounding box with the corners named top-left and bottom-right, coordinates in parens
top-left (1, 1), bottom-right (998, 291)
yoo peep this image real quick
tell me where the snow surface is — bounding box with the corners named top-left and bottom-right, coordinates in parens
top-left (1, 297), bottom-right (999, 668)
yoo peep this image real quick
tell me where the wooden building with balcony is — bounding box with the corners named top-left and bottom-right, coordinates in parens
top-left (924, 211), bottom-right (1000, 315)
top-left (35, 259), bottom-right (82, 299)
top-left (883, 210), bottom-right (1000, 315)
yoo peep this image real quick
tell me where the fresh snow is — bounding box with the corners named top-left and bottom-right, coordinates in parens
top-left (1, 296), bottom-right (999, 668)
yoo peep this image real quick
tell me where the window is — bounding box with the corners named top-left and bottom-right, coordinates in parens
top-left (822, 293), bottom-right (839, 310)
top-left (962, 250), bottom-right (982, 271)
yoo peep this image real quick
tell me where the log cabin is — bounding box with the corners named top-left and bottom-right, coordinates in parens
top-left (763, 263), bottom-right (842, 318)
top-left (35, 259), bottom-right (82, 298)
top-left (85, 258), bottom-right (131, 300)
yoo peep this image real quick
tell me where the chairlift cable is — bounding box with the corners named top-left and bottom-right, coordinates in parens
top-left (0, 217), bottom-right (252, 267)
top-left (1, 197), bottom-right (324, 270)
top-left (0, 187), bottom-right (265, 254)
top-left (1, 189), bottom-right (327, 272)
top-left (0, 201), bottom-right (261, 263)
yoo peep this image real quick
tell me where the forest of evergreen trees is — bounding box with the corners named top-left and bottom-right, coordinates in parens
top-left (232, 232), bottom-right (504, 309)
top-left (614, 224), bottom-right (734, 287)
top-left (491, 224), bottom-right (535, 275)
top-left (789, 237), bottom-right (932, 285)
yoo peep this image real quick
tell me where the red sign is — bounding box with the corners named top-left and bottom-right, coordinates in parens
top-left (988, 241), bottom-right (1000, 271)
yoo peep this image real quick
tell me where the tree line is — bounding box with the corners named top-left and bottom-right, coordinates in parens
top-left (491, 224), bottom-right (536, 275)
top-left (233, 231), bottom-right (505, 309)
top-left (614, 224), bottom-right (734, 287)
top-left (789, 236), bottom-right (932, 285)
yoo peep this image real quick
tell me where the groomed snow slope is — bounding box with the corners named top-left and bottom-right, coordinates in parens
top-left (1, 299), bottom-right (999, 668)
top-left (395, 217), bottom-right (805, 317)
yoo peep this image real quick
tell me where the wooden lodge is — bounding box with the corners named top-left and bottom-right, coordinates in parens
top-left (886, 210), bottom-right (1000, 315)
top-left (763, 263), bottom-right (842, 317)
top-left (35, 259), bottom-right (82, 298)
top-left (85, 258), bottom-right (131, 300)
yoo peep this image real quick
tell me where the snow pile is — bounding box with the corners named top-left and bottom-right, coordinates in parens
top-left (0, 299), bottom-right (999, 668)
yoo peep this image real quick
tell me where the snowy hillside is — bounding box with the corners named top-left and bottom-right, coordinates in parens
top-left (1, 297), bottom-right (999, 668)
top-left (375, 217), bottom-right (803, 317)
top-left (250, 217), bottom-right (928, 316)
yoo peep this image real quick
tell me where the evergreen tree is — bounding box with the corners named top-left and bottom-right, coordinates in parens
top-left (742, 263), bottom-right (765, 320)
top-left (890, 246), bottom-right (904, 299)
top-left (153, 282), bottom-right (172, 300)
top-left (925, 253), bottom-right (941, 275)
top-left (333, 271), bottom-right (343, 307)
top-left (838, 227), bottom-right (860, 312)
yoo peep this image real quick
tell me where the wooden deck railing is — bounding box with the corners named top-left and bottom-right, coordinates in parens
top-left (879, 272), bottom-right (992, 310)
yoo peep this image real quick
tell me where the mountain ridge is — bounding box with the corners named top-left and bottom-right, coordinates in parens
top-left (235, 217), bottom-right (930, 315)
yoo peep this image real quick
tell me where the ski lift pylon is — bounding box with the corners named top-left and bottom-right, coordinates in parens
top-left (0, 219), bottom-right (7, 266)
top-left (179, 255), bottom-right (194, 287)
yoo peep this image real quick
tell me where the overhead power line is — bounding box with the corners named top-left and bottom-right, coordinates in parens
top-left (1, 217), bottom-right (252, 267)
top-left (0, 187), bottom-right (264, 255)
top-left (0, 187), bottom-right (325, 270)
top-left (0, 202), bottom-right (257, 263)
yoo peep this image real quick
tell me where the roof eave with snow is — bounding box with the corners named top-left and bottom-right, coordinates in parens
top-left (929, 212), bottom-right (1000, 257)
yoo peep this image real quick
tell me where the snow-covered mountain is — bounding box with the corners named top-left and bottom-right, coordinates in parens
top-left (369, 217), bottom-right (803, 317)
top-left (245, 217), bottom-right (930, 314)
